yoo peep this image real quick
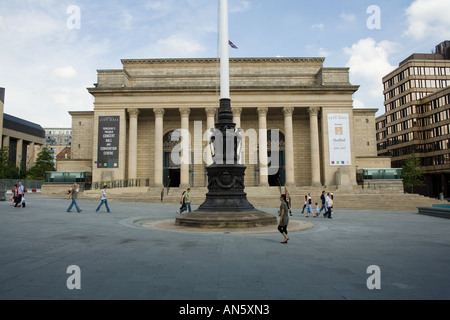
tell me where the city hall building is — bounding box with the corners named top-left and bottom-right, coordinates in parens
top-left (62, 57), bottom-right (386, 190)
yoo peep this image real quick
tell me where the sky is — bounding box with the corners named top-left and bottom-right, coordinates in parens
top-left (1, 0), bottom-right (450, 128)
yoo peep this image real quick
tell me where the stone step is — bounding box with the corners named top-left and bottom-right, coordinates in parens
top-left (80, 185), bottom-right (445, 212)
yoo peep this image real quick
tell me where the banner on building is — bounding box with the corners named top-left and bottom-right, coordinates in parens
top-left (327, 114), bottom-right (351, 166)
top-left (97, 116), bottom-right (120, 168)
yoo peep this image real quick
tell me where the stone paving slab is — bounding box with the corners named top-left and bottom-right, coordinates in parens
top-left (0, 194), bottom-right (449, 301)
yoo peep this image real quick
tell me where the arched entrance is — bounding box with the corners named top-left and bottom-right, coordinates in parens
top-left (267, 130), bottom-right (286, 187)
top-left (163, 131), bottom-right (180, 188)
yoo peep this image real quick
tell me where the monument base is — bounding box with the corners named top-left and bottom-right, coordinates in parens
top-left (175, 163), bottom-right (278, 229)
top-left (175, 210), bottom-right (277, 229)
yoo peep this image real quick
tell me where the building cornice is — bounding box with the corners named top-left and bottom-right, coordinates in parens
top-left (121, 57), bottom-right (325, 65)
top-left (87, 85), bottom-right (359, 95)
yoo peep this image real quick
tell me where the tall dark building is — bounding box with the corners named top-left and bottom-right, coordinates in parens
top-left (376, 41), bottom-right (450, 198)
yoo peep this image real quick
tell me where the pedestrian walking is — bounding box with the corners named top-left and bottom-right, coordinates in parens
top-left (184, 188), bottom-right (192, 213)
top-left (12, 184), bottom-right (19, 207)
top-left (67, 183), bottom-right (82, 213)
top-left (301, 195), bottom-right (307, 214)
top-left (314, 202), bottom-right (320, 217)
top-left (319, 190), bottom-right (326, 215)
top-left (17, 182), bottom-right (24, 207)
top-left (278, 194), bottom-right (290, 243)
top-left (324, 192), bottom-right (333, 219)
top-left (177, 191), bottom-right (187, 214)
top-left (96, 185), bottom-right (111, 213)
top-left (330, 192), bottom-right (334, 217)
top-left (305, 193), bottom-right (313, 217)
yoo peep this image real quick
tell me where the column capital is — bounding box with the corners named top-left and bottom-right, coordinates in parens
top-left (308, 106), bottom-right (321, 117)
top-left (205, 107), bottom-right (217, 118)
top-left (153, 108), bottom-right (165, 118)
top-left (283, 107), bottom-right (295, 116)
top-left (179, 107), bottom-right (191, 117)
top-left (232, 107), bottom-right (243, 117)
top-left (257, 107), bottom-right (269, 117)
top-left (128, 108), bottom-right (140, 118)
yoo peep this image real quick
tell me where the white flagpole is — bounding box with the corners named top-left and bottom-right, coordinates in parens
top-left (220, 0), bottom-right (230, 100)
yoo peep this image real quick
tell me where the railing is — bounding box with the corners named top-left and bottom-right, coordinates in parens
top-left (91, 178), bottom-right (150, 190)
top-left (0, 179), bottom-right (45, 191)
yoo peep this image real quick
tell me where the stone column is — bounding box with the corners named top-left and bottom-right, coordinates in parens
top-left (308, 106), bottom-right (322, 187)
top-left (232, 107), bottom-right (242, 129)
top-left (28, 142), bottom-right (35, 170)
top-left (179, 107), bottom-right (191, 188)
top-left (2, 136), bottom-right (9, 148)
top-left (283, 107), bottom-right (295, 187)
top-left (232, 107), bottom-right (243, 164)
top-left (153, 108), bottom-right (165, 188)
top-left (205, 108), bottom-right (216, 166)
top-left (205, 107), bottom-right (216, 131)
top-left (128, 108), bottom-right (140, 181)
top-left (16, 138), bottom-right (23, 168)
top-left (257, 107), bottom-right (269, 187)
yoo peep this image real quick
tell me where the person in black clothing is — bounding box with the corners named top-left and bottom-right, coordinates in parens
top-left (301, 195), bottom-right (307, 214)
top-left (319, 190), bottom-right (326, 216)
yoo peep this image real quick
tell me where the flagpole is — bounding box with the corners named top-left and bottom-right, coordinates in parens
top-left (220, 0), bottom-right (230, 100)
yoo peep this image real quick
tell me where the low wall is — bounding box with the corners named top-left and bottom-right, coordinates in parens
top-left (41, 184), bottom-right (85, 197)
top-left (361, 180), bottom-right (404, 193)
top-left (417, 206), bottom-right (450, 219)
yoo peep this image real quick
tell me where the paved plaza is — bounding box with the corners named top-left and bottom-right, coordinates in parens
top-left (0, 194), bottom-right (449, 301)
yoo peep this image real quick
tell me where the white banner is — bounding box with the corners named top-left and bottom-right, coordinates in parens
top-left (328, 114), bottom-right (351, 166)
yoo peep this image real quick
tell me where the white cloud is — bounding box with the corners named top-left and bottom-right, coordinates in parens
top-left (52, 66), bottom-right (78, 80)
top-left (344, 38), bottom-right (398, 112)
top-left (230, 1), bottom-right (251, 13)
top-left (404, 0), bottom-right (450, 40)
top-left (148, 35), bottom-right (206, 58)
top-left (318, 48), bottom-right (330, 58)
top-left (340, 12), bottom-right (356, 23)
top-left (311, 23), bottom-right (324, 31)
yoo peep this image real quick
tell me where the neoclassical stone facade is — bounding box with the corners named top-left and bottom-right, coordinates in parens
top-left (66, 58), bottom-right (383, 189)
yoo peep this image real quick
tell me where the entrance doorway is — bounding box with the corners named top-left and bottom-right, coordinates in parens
top-left (267, 130), bottom-right (286, 187)
top-left (163, 131), bottom-right (181, 188)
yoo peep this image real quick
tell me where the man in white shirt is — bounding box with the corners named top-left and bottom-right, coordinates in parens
top-left (324, 193), bottom-right (333, 219)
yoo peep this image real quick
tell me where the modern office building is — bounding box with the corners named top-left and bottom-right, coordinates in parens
top-left (1, 88), bottom-right (45, 170)
top-left (376, 41), bottom-right (450, 197)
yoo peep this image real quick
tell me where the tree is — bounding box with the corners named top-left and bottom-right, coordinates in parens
top-left (27, 146), bottom-right (55, 180)
top-left (402, 153), bottom-right (425, 193)
top-left (0, 147), bottom-right (20, 179)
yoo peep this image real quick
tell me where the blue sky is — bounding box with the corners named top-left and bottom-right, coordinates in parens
top-left (1, 0), bottom-right (449, 127)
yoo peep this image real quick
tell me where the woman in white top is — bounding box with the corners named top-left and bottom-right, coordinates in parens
top-left (96, 185), bottom-right (111, 213)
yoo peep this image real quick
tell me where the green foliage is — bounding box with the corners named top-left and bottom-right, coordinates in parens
top-left (26, 146), bottom-right (55, 180)
top-left (402, 154), bottom-right (425, 192)
top-left (0, 147), bottom-right (20, 179)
